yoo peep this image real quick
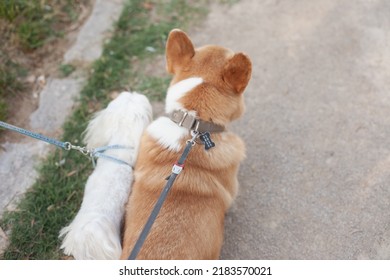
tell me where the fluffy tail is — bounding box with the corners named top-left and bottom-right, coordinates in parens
top-left (59, 214), bottom-right (122, 260)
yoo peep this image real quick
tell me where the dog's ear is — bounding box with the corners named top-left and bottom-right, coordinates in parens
top-left (166, 29), bottom-right (195, 74)
top-left (222, 53), bottom-right (252, 94)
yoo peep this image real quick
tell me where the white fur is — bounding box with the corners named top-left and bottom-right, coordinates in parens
top-left (147, 77), bottom-right (202, 152)
top-left (147, 117), bottom-right (188, 152)
top-left (59, 91), bottom-right (152, 260)
top-left (165, 77), bottom-right (203, 114)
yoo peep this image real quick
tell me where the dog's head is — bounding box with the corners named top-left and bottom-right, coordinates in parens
top-left (84, 92), bottom-right (152, 149)
top-left (165, 29), bottom-right (252, 126)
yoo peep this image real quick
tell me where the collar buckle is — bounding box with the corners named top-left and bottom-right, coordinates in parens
top-left (171, 110), bottom-right (197, 130)
top-left (169, 110), bottom-right (224, 134)
top-left (178, 111), bottom-right (189, 127)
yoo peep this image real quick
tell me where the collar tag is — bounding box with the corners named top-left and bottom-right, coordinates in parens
top-left (199, 132), bottom-right (215, 150)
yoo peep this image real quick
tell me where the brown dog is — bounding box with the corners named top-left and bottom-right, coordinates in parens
top-left (121, 29), bottom-right (252, 259)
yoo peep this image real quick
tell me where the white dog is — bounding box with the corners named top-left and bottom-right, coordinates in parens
top-left (59, 91), bottom-right (152, 260)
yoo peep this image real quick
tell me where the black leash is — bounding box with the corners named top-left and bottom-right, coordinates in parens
top-left (128, 131), bottom-right (199, 260)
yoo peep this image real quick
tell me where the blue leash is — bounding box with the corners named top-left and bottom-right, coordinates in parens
top-left (0, 121), bottom-right (68, 149)
top-left (0, 120), bottom-right (132, 167)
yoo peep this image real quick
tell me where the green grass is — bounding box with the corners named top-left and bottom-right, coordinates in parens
top-left (59, 64), bottom-right (76, 77)
top-left (0, 0), bottom-right (87, 50)
top-left (0, 55), bottom-right (26, 120)
top-left (1, 0), bottom-right (209, 260)
top-left (136, 76), bottom-right (172, 101)
top-left (0, 0), bottom-right (88, 122)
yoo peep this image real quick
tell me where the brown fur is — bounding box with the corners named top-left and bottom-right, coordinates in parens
top-left (121, 29), bottom-right (252, 259)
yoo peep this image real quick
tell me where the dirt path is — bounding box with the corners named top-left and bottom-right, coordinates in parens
top-left (191, 0), bottom-right (390, 259)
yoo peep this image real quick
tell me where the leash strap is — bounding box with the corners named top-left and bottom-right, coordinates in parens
top-left (128, 132), bottom-right (198, 260)
top-left (0, 121), bottom-right (132, 167)
top-left (0, 121), bottom-right (68, 149)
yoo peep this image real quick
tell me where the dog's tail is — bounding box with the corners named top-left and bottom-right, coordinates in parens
top-left (59, 214), bottom-right (122, 260)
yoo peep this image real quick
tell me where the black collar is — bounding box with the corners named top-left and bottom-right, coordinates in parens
top-left (169, 110), bottom-right (225, 134)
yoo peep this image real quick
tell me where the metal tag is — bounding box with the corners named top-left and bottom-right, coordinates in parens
top-left (199, 132), bottom-right (215, 150)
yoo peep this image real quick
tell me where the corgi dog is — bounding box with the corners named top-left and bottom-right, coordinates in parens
top-left (121, 29), bottom-right (252, 259)
top-left (59, 92), bottom-right (152, 259)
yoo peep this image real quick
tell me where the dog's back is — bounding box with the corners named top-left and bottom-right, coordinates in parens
top-left (121, 130), bottom-right (245, 259)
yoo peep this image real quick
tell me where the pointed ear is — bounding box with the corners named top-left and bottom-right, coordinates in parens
top-left (166, 29), bottom-right (195, 74)
top-left (222, 53), bottom-right (252, 94)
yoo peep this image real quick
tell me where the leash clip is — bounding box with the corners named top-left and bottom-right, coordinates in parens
top-left (186, 130), bottom-right (199, 146)
top-left (64, 142), bottom-right (92, 156)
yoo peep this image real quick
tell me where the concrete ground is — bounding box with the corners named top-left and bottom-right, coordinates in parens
top-left (191, 0), bottom-right (390, 259)
top-left (2, 0), bottom-right (390, 260)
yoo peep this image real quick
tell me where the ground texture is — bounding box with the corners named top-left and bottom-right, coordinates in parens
top-left (2, 0), bottom-right (390, 259)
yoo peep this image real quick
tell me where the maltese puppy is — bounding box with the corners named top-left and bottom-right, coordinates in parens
top-left (59, 91), bottom-right (152, 259)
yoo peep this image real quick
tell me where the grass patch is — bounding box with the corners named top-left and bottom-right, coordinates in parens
top-left (0, 55), bottom-right (25, 120)
top-left (136, 76), bottom-right (172, 101)
top-left (0, 0), bottom-right (87, 50)
top-left (59, 64), bottom-right (76, 77)
top-left (0, 0), bottom-right (89, 124)
top-left (1, 0), bottom-right (209, 259)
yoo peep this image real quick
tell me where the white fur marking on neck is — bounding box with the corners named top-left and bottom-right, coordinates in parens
top-left (165, 77), bottom-right (203, 114)
top-left (147, 117), bottom-right (189, 152)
